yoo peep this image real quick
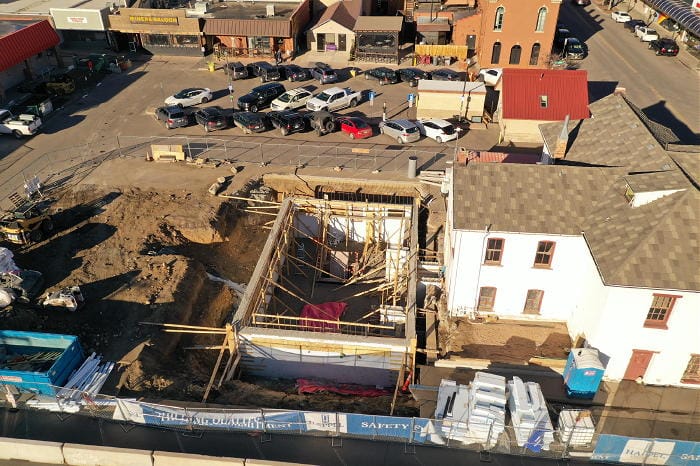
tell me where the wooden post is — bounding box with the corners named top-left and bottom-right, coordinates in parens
top-left (203, 324), bottom-right (232, 403)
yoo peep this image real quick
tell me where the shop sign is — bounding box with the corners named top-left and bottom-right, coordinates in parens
top-left (129, 15), bottom-right (179, 25)
top-left (67, 16), bottom-right (88, 24)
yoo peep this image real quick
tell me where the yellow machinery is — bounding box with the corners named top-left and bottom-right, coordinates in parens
top-left (0, 199), bottom-right (53, 246)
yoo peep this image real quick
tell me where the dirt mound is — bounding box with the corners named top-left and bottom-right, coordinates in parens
top-left (1, 184), bottom-right (264, 399)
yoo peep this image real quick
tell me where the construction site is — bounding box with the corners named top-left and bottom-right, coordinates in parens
top-left (0, 160), bottom-right (451, 416)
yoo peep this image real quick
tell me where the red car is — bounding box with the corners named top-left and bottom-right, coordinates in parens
top-left (337, 117), bottom-right (372, 139)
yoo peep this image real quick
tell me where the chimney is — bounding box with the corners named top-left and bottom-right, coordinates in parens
top-left (552, 114), bottom-right (570, 160)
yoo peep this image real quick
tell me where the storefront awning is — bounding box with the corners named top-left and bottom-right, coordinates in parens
top-left (0, 20), bottom-right (60, 72)
top-left (204, 18), bottom-right (291, 37)
top-left (646, 0), bottom-right (700, 38)
top-left (417, 19), bottom-right (451, 33)
top-left (415, 44), bottom-right (468, 59)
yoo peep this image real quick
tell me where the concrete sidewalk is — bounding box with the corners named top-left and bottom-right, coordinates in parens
top-left (415, 365), bottom-right (700, 441)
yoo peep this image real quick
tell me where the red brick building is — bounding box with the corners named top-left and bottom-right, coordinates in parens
top-left (476, 0), bottom-right (561, 69)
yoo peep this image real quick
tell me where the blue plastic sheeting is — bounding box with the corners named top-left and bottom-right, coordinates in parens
top-left (592, 434), bottom-right (700, 465)
top-left (646, 0), bottom-right (700, 38)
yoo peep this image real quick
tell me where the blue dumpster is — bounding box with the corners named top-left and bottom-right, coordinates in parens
top-left (563, 348), bottom-right (605, 399)
top-left (0, 330), bottom-right (84, 395)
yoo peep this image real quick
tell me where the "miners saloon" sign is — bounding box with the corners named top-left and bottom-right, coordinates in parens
top-left (128, 15), bottom-right (179, 25)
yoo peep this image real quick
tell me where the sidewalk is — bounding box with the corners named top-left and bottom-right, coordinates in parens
top-left (415, 365), bottom-right (700, 441)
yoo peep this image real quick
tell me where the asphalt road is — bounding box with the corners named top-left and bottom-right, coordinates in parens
top-left (0, 407), bottom-right (589, 466)
top-left (559, 1), bottom-right (700, 142)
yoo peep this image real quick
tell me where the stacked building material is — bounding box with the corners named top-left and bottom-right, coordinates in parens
top-left (434, 372), bottom-right (507, 447)
top-left (558, 409), bottom-right (595, 446)
top-left (507, 376), bottom-right (555, 451)
top-left (58, 352), bottom-right (115, 401)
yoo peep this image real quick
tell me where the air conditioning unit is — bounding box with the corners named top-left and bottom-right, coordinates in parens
top-left (266, 4), bottom-right (275, 16)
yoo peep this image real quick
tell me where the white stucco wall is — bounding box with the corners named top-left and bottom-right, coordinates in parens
top-left (445, 230), bottom-right (590, 320)
top-left (443, 225), bottom-right (700, 387)
top-left (500, 119), bottom-right (548, 144)
top-left (582, 287), bottom-right (700, 386)
top-left (307, 21), bottom-right (354, 60)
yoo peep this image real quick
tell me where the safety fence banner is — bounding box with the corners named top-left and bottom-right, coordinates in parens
top-left (592, 434), bottom-right (700, 466)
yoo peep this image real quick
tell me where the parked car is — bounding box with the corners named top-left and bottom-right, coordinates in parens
top-left (554, 28), bottom-right (571, 49)
top-left (624, 19), bottom-right (646, 33)
top-left (398, 68), bottom-right (431, 87)
top-left (648, 38), bottom-right (680, 56)
top-left (268, 110), bottom-right (307, 136)
top-left (635, 26), bottom-right (659, 42)
top-left (364, 67), bottom-right (399, 85)
top-left (563, 38), bottom-right (586, 60)
top-left (611, 11), bottom-right (632, 23)
top-left (225, 61), bottom-right (249, 80)
top-left (282, 64), bottom-right (310, 82)
top-left (431, 68), bottom-right (461, 81)
top-left (154, 105), bottom-right (190, 129)
top-left (0, 109), bottom-right (41, 139)
top-left (336, 116), bottom-right (372, 139)
top-left (164, 88), bottom-right (212, 107)
top-left (378, 119), bottom-right (420, 144)
top-left (270, 88), bottom-right (313, 111)
top-left (237, 82), bottom-right (285, 112)
top-left (414, 119), bottom-right (457, 144)
top-left (194, 106), bottom-right (229, 132)
top-left (247, 62), bottom-right (282, 82)
top-left (305, 87), bottom-right (361, 112)
top-left (231, 111), bottom-right (269, 134)
top-left (310, 62), bottom-right (338, 84)
top-left (307, 111), bottom-right (337, 136)
top-left (478, 68), bottom-right (502, 86)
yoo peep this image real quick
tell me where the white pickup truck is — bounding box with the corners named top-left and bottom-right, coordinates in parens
top-left (0, 109), bottom-right (42, 139)
top-left (305, 87), bottom-right (361, 112)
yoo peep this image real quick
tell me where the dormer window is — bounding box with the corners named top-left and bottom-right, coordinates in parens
top-left (540, 95), bottom-right (548, 108)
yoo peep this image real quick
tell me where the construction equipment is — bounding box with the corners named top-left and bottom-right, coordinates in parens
top-left (0, 198), bottom-right (54, 246)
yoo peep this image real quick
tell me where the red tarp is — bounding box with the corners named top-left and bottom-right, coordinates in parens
top-left (300, 302), bottom-right (347, 332)
top-left (297, 379), bottom-right (391, 397)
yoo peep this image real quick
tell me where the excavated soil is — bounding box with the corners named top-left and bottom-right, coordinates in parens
top-left (1, 183), bottom-right (418, 415)
top-left (440, 318), bottom-right (572, 364)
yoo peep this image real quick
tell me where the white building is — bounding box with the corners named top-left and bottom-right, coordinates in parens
top-left (443, 94), bottom-right (700, 388)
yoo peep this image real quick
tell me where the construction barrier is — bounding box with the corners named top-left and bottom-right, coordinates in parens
top-left (62, 443), bottom-right (153, 466)
top-left (152, 451), bottom-right (245, 466)
top-left (0, 437), bottom-right (64, 464)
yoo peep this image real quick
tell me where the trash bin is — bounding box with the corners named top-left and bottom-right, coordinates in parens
top-left (207, 62), bottom-right (216, 72)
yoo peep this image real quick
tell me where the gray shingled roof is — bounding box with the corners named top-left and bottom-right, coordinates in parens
top-left (539, 94), bottom-right (676, 173)
top-left (452, 163), bottom-right (606, 235)
top-left (624, 170), bottom-right (688, 193)
top-left (582, 185), bottom-right (699, 291)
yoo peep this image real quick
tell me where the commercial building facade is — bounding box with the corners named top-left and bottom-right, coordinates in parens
top-left (0, 19), bottom-right (62, 91)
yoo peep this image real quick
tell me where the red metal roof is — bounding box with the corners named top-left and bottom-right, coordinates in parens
top-left (0, 20), bottom-right (60, 72)
top-left (501, 69), bottom-right (589, 121)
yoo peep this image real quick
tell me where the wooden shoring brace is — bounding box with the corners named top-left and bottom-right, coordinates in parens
top-left (261, 275), bottom-right (338, 320)
top-left (239, 209), bottom-right (278, 216)
top-left (390, 351), bottom-right (408, 416)
top-left (288, 252), bottom-right (346, 283)
top-left (335, 262), bottom-right (386, 290)
top-left (218, 195), bottom-right (281, 206)
top-left (203, 323), bottom-right (233, 403)
top-left (217, 326), bottom-right (239, 388)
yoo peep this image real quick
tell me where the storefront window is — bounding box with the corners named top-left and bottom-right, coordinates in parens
top-left (173, 35), bottom-right (199, 46)
top-left (249, 36), bottom-right (271, 54)
top-left (143, 34), bottom-right (170, 46)
top-left (357, 33), bottom-right (395, 51)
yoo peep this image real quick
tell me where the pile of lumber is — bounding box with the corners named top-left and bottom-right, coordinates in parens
top-left (58, 353), bottom-right (115, 401)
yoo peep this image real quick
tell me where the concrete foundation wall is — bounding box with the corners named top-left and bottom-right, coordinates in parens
top-left (0, 437), bottom-right (64, 464)
top-left (62, 443), bottom-right (153, 466)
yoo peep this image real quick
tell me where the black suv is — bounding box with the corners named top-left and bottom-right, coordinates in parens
top-left (226, 61), bottom-right (249, 80)
top-left (237, 82), bottom-right (285, 112)
top-left (310, 62), bottom-right (338, 84)
top-left (194, 106), bottom-right (229, 132)
top-left (398, 68), bottom-right (431, 87)
top-left (268, 110), bottom-right (307, 136)
top-left (247, 62), bottom-right (282, 82)
top-left (283, 64), bottom-right (310, 82)
top-left (648, 38), bottom-right (679, 56)
top-left (231, 111), bottom-right (269, 134)
top-left (154, 105), bottom-right (190, 129)
top-left (365, 67), bottom-right (399, 85)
